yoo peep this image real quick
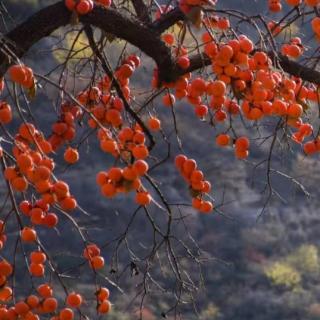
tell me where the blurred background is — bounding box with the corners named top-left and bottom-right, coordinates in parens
top-left (2, 1), bottom-right (320, 319)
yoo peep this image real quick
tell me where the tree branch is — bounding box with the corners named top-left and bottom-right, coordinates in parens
top-left (183, 52), bottom-right (320, 85)
top-left (83, 25), bottom-right (155, 149)
top-left (131, 0), bottom-right (152, 24)
top-left (0, 1), bottom-right (178, 83)
top-left (151, 7), bottom-right (185, 33)
top-left (1, 1), bottom-right (320, 86)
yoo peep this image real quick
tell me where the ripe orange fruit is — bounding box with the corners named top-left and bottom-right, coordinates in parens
top-left (101, 183), bottom-right (116, 197)
top-left (192, 198), bottom-right (202, 210)
top-left (177, 56), bottom-right (190, 69)
top-left (14, 301), bottom-right (30, 315)
top-left (303, 141), bottom-right (317, 155)
top-left (29, 263), bottom-right (44, 277)
top-left (206, 80), bottom-right (226, 96)
top-left (235, 149), bottom-right (249, 159)
top-left (65, 0), bottom-right (76, 10)
top-left (122, 166), bottom-right (138, 181)
top-left (133, 160), bottom-right (149, 176)
top-left (53, 181), bottom-right (69, 197)
top-left (21, 227), bottom-right (37, 242)
top-left (305, 0), bottom-right (319, 5)
top-left (253, 51), bottom-right (268, 65)
top-left (118, 64), bottom-right (134, 79)
top-left (268, 0), bottom-right (282, 12)
top-left (44, 213), bottom-right (58, 228)
top-left (8, 65), bottom-right (27, 83)
top-left (19, 122), bottom-right (36, 140)
top-left (35, 180), bottom-right (51, 194)
top-left (33, 165), bottom-right (51, 181)
top-left (20, 65), bottom-right (34, 87)
top-left (60, 197), bottom-right (77, 211)
top-left (97, 300), bottom-right (111, 314)
top-left (108, 167), bottom-right (123, 182)
top-left (0, 276), bottom-right (5, 288)
top-left (64, 147), bottom-right (79, 164)
top-left (148, 117), bottom-right (161, 131)
top-left (190, 170), bottom-right (204, 183)
top-left (30, 251), bottom-right (46, 264)
top-left (43, 297), bottom-right (58, 313)
top-left (19, 200), bottom-right (31, 216)
top-left (202, 180), bottom-right (211, 193)
top-left (118, 127), bottom-right (134, 142)
top-left (199, 201), bottom-right (213, 213)
top-left (133, 131), bottom-right (145, 144)
top-left (132, 145), bottom-right (149, 160)
top-left (286, 0), bottom-right (301, 5)
top-left (76, 0), bottom-right (94, 15)
top-left (8, 65), bottom-right (33, 88)
top-left (0, 102), bottom-right (12, 124)
top-left (105, 109), bottom-right (122, 127)
top-left (25, 311), bottom-right (40, 320)
top-left (35, 283), bottom-right (50, 298)
top-left (0, 286), bottom-right (12, 301)
top-left (287, 103), bottom-right (303, 118)
top-left (97, 287), bottom-right (110, 301)
top-left (0, 260), bottom-right (13, 277)
top-left (235, 136), bottom-right (249, 152)
top-left (4, 167), bottom-right (17, 180)
top-left (162, 33), bottom-right (175, 45)
top-left (190, 78), bottom-right (207, 96)
top-left (194, 104), bottom-right (208, 118)
top-left (83, 244), bottom-right (100, 259)
top-left (11, 176), bottom-right (28, 192)
top-left (182, 159), bottom-right (197, 176)
top-left (66, 292), bottom-right (83, 308)
top-left (96, 171), bottom-right (108, 186)
top-left (175, 154), bottom-right (187, 170)
top-left (26, 295), bottom-right (39, 308)
top-left (204, 42), bottom-right (218, 58)
top-left (299, 123), bottom-right (313, 136)
top-left (217, 17), bottom-right (230, 30)
top-left (216, 134), bottom-right (230, 147)
top-left (135, 191), bottom-right (151, 206)
top-left (90, 256), bottom-right (105, 270)
top-left (162, 93), bottom-right (176, 107)
top-left (59, 307), bottom-right (74, 320)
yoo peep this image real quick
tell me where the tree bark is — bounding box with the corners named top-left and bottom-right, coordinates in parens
top-left (1, 1), bottom-right (320, 85)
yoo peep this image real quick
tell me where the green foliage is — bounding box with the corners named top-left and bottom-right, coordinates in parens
top-left (53, 31), bottom-right (93, 64)
top-left (265, 245), bottom-right (320, 289)
top-left (265, 262), bottom-right (301, 288)
top-left (285, 245), bottom-right (319, 275)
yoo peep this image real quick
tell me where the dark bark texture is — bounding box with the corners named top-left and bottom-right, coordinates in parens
top-left (1, 1), bottom-right (320, 85)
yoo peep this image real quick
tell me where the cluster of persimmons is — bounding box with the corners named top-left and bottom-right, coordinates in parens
top-left (0, 0), bottom-right (320, 318)
top-left (175, 155), bottom-right (213, 212)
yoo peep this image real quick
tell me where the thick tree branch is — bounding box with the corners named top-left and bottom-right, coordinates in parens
top-left (151, 7), bottom-right (185, 33)
top-left (0, 1), bottom-right (70, 75)
top-left (184, 52), bottom-right (320, 85)
top-left (0, 1), bottom-right (177, 82)
top-left (131, 0), bottom-right (152, 24)
top-left (275, 54), bottom-right (320, 85)
top-left (1, 1), bottom-right (320, 86)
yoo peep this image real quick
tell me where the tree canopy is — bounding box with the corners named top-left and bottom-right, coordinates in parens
top-left (1, 0), bottom-right (320, 319)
